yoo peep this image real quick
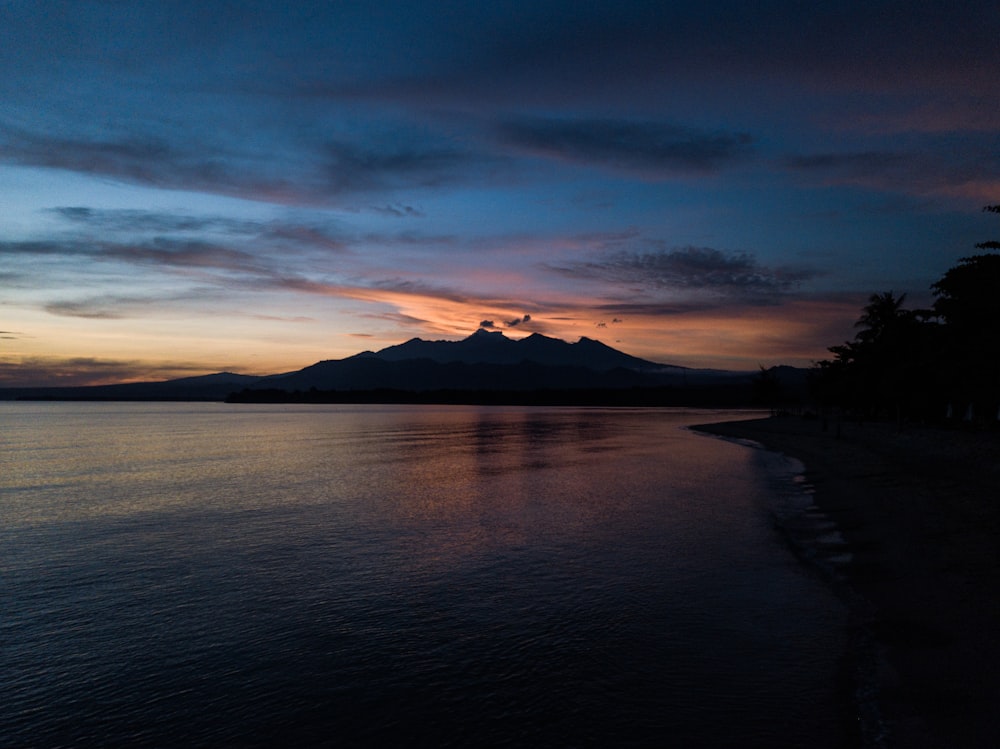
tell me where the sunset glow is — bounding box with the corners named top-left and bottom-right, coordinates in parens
top-left (2, 2), bottom-right (998, 386)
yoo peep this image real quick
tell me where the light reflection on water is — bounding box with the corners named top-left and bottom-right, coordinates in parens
top-left (1, 404), bottom-right (849, 747)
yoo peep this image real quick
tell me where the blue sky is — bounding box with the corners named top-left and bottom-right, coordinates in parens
top-left (2, 0), bottom-right (999, 385)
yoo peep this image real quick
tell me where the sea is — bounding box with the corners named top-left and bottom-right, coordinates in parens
top-left (1, 403), bottom-right (852, 748)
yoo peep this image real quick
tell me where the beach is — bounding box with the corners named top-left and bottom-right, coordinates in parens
top-left (693, 415), bottom-right (1000, 749)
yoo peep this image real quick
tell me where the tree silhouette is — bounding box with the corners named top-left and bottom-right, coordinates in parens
top-left (854, 291), bottom-right (908, 344)
top-left (929, 207), bottom-right (1000, 421)
top-left (814, 204), bottom-right (1000, 426)
top-left (974, 204), bottom-right (1000, 250)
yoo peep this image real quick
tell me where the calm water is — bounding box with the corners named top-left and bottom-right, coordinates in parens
top-left (1, 403), bottom-right (849, 747)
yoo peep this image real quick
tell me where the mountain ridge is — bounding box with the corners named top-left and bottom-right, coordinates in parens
top-left (350, 328), bottom-right (678, 372)
top-left (2, 330), bottom-right (805, 403)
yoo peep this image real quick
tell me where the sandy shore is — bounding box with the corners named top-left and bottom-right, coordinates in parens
top-left (692, 415), bottom-right (1000, 749)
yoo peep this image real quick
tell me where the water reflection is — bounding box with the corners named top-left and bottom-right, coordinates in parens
top-left (1, 404), bottom-right (848, 748)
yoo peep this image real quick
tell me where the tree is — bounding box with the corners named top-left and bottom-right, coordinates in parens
top-left (854, 291), bottom-right (908, 344)
top-left (752, 365), bottom-right (783, 412)
top-left (812, 291), bottom-right (937, 423)
top-left (974, 204), bottom-right (1000, 250)
top-left (812, 205), bottom-right (1000, 426)
top-left (929, 206), bottom-right (1000, 421)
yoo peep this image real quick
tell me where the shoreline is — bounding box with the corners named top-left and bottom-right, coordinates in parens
top-left (692, 415), bottom-right (1000, 749)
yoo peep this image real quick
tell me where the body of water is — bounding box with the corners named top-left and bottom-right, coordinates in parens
top-left (1, 403), bottom-right (850, 747)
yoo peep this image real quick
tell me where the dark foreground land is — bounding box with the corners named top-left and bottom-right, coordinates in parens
top-left (694, 415), bottom-right (1000, 749)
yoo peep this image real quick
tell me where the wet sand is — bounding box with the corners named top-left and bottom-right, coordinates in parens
top-left (692, 415), bottom-right (1000, 749)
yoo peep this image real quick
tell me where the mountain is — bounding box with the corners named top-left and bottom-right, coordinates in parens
top-left (0, 372), bottom-right (259, 401)
top-left (256, 357), bottom-right (662, 394)
top-left (247, 330), bottom-right (768, 397)
top-left (363, 329), bottom-right (673, 372)
top-left (4, 331), bottom-right (807, 405)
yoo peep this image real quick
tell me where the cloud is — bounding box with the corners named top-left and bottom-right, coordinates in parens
top-left (784, 138), bottom-right (1000, 200)
top-left (786, 151), bottom-right (909, 176)
top-left (47, 206), bottom-right (267, 235)
top-left (322, 139), bottom-right (488, 194)
top-left (556, 246), bottom-right (817, 302)
top-left (41, 292), bottom-right (204, 319)
top-left (0, 124), bottom-right (295, 201)
top-left (99, 238), bottom-right (266, 273)
top-left (504, 314), bottom-right (531, 327)
top-left (250, 314), bottom-right (315, 323)
top-left (454, 2), bottom-right (1000, 103)
top-left (0, 238), bottom-right (89, 258)
top-left (2, 235), bottom-right (287, 294)
top-left (498, 117), bottom-right (753, 176)
top-left (480, 319), bottom-right (496, 329)
top-left (2, 214), bottom-right (360, 309)
top-left (1, 124), bottom-right (489, 205)
top-left (44, 208), bottom-right (350, 255)
top-left (369, 203), bottom-right (425, 218)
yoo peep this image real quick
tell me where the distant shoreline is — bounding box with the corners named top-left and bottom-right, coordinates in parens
top-left (691, 415), bottom-right (1000, 749)
top-left (223, 385), bottom-right (768, 407)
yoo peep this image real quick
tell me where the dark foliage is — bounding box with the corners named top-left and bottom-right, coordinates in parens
top-left (812, 206), bottom-right (1000, 426)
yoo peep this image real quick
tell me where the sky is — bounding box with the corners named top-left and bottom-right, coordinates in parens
top-left (2, 1), bottom-right (999, 386)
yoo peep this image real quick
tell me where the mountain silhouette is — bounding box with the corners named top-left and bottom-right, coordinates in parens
top-left (0, 372), bottom-right (259, 401)
top-left (255, 329), bottom-right (695, 392)
top-left (361, 329), bottom-right (672, 372)
top-left (3, 331), bottom-right (805, 404)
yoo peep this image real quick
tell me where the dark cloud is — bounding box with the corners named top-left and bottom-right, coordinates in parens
top-left (368, 278), bottom-right (475, 305)
top-left (784, 136), bottom-right (1000, 196)
top-left (259, 224), bottom-right (349, 252)
top-left (8, 2), bottom-right (998, 100)
top-left (43, 298), bottom-right (130, 319)
top-left (1, 236), bottom-right (275, 283)
top-left (2, 125), bottom-right (488, 205)
top-left (370, 204), bottom-right (425, 218)
top-left (2, 218), bottom-right (357, 302)
top-left (46, 208), bottom-right (350, 254)
top-left (498, 118), bottom-right (753, 175)
top-left (558, 247), bottom-right (817, 300)
top-left (504, 314), bottom-right (532, 327)
top-left (480, 319), bottom-right (496, 329)
top-left (594, 317), bottom-right (623, 328)
top-left (48, 207), bottom-right (266, 235)
top-left (357, 310), bottom-right (440, 329)
top-left (592, 301), bottom-right (703, 317)
top-left (358, 230), bottom-right (458, 248)
top-left (786, 151), bottom-right (908, 175)
top-left (0, 239), bottom-right (89, 257)
top-left (41, 292), bottom-right (206, 319)
top-left (323, 139), bottom-right (486, 194)
top-left (100, 238), bottom-right (268, 274)
top-left (0, 125), bottom-right (290, 200)
top-left (426, 2), bottom-right (1000, 103)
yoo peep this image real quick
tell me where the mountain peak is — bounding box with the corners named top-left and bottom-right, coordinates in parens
top-left (469, 328), bottom-right (508, 340)
top-left (363, 329), bottom-right (663, 371)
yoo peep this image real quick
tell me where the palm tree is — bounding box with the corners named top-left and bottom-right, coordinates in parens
top-left (855, 291), bottom-right (908, 344)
